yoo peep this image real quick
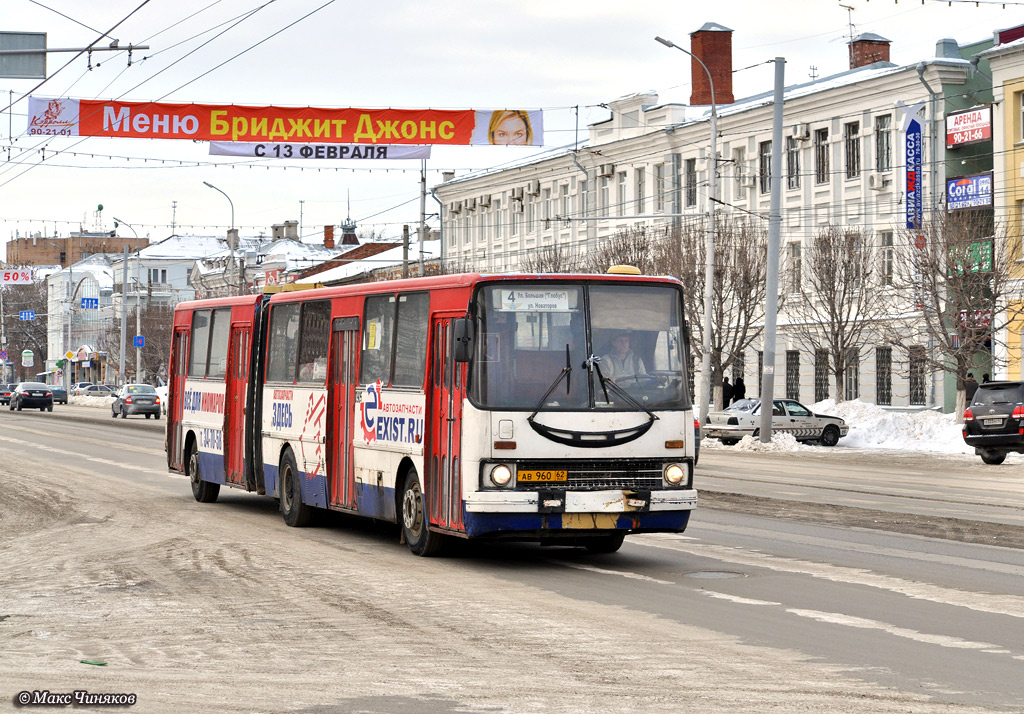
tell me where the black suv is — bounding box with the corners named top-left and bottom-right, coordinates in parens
top-left (962, 381), bottom-right (1024, 465)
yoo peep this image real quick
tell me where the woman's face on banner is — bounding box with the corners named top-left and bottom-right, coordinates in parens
top-left (492, 114), bottom-right (528, 145)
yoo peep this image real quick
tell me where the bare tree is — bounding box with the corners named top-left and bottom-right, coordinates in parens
top-left (787, 225), bottom-right (900, 402)
top-left (102, 304), bottom-right (175, 383)
top-left (518, 241), bottom-right (587, 274)
top-left (656, 217), bottom-right (771, 409)
top-left (0, 281), bottom-right (50, 381)
top-left (895, 210), bottom-right (1023, 419)
top-left (581, 226), bottom-right (659, 275)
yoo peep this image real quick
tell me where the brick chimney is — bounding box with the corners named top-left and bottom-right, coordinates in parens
top-left (849, 33), bottom-right (891, 69)
top-left (324, 224), bottom-right (335, 249)
top-left (689, 23), bottom-right (734, 106)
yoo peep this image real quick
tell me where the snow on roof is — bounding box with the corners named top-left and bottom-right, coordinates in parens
top-left (296, 240), bottom-right (441, 284)
top-left (133, 234), bottom-right (228, 260)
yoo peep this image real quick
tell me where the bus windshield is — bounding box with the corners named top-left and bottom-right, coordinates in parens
top-left (469, 282), bottom-right (689, 411)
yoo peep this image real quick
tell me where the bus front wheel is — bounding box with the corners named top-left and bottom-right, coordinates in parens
top-left (584, 533), bottom-right (626, 554)
top-left (280, 449), bottom-right (311, 527)
top-left (401, 468), bottom-right (443, 557)
top-left (188, 441), bottom-right (219, 503)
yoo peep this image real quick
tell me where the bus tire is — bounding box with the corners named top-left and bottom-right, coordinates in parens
top-left (188, 440), bottom-right (219, 503)
top-left (400, 468), bottom-right (443, 557)
top-left (280, 449), bottom-right (311, 527)
top-left (584, 533), bottom-right (626, 554)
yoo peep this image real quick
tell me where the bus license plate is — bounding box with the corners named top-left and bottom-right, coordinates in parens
top-left (518, 470), bottom-right (567, 483)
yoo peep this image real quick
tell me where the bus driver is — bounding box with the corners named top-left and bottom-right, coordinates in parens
top-left (600, 332), bottom-right (647, 382)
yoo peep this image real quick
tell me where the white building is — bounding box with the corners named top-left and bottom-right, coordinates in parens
top-left (435, 22), bottom-right (1009, 411)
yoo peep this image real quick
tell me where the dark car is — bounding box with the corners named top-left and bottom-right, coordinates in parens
top-left (0, 383), bottom-right (16, 405)
top-left (962, 381), bottom-right (1024, 465)
top-left (50, 385), bottom-right (68, 404)
top-left (9, 382), bottom-right (53, 412)
top-left (112, 383), bottom-right (161, 419)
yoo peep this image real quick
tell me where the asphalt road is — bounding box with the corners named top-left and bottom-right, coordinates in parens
top-left (1, 404), bottom-right (1022, 712)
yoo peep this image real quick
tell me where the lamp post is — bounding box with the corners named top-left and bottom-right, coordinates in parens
top-left (114, 217), bottom-right (142, 382)
top-left (203, 181), bottom-right (237, 296)
top-left (655, 35), bottom-right (718, 425)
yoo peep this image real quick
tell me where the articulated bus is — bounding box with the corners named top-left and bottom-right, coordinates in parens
top-left (167, 271), bottom-right (698, 555)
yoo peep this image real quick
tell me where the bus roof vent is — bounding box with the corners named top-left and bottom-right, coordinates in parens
top-left (607, 265), bottom-right (641, 275)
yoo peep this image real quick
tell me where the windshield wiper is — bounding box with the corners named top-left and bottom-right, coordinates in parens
top-left (585, 355), bottom-right (658, 420)
top-left (526, 345), bottom-right (572, 419)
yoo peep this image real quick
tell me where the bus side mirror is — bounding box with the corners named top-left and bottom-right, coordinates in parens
top-left (452, 318), bottom-right (473, 363)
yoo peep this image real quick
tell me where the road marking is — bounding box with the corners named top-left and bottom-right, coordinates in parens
top-left (634, 533), bottom-right (1024, 620)
top-left (0, 434), bottom-right (173, 478)
top-left (694, 521), bottom-right (1024, 577)
top-left (703, 592), bottom-right (780, 607)
top-left (551, 561), bottom-right (674, 585)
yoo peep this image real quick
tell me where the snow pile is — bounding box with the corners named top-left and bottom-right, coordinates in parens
top-left (70, 395), bottom-right (116, 408)
top-left (814, 399), bottom-right (971, 454)
top-left (702, 398), bottom-right (972, 455)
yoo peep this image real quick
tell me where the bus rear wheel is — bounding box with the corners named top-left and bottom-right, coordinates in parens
top-left (401, 468), bottom-right (443, 556)
top-left (280, 449), bottom-right (311, 527)
top-left (188, 441), bottom-right (219, 503)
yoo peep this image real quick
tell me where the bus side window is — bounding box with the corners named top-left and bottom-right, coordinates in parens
top-left (392, 293), bottom-right (429, 388)
top-left (206, 308), bottom-right (231, 379)
top-left (360, 295), bottom-right (396, 385)
top-left (188, 310), bottom-right (211, 378)
top-left (296, 300), bottom-right (331, 384)
top-left (267, 303), bottom-right (300, 383)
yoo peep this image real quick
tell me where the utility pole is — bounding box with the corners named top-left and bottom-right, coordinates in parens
top-left (419, 160), bottom-right (427, 274)
top-left (402, 225), bottom-right (410, 279)
top-left (759, 57), bottom-right (786, 443)
top-left (119, 246), bottom-right (128, 386)
top-left (136, 254), bottom-right (142, 382)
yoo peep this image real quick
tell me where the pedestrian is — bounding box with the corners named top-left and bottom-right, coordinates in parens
top-left (965, 373), bottom-right (979, 404)
top-left (982, 373), bottom-right (990, 384)
top-left (722, 376), bottom-right (733, 407)
top-left (732, 376), bottom-right (746, 404)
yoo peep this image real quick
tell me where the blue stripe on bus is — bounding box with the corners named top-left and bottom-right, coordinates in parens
top-left (462, 511), bottom-right (691, 538)
top-left (198, 451), bottom-right (226, 485)
top-left (355, 481), bottom-right (397, 521)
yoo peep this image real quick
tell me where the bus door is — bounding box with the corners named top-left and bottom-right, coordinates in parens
top-left (167, 328), bottom-right (188, 472)
top-left (327, 317), bottom-right (359, 510)
top-left (223, 323), bottom-right (251, 487)
top-left (428, 317), bottom-right (466, 531)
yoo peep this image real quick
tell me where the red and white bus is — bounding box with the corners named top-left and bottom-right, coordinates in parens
top-left (167, 271), bottom-right (698, 555)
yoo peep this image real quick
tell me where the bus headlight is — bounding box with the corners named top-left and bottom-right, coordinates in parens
top-left (664, 463), bottom-right (687, 486)
top-left (489, 464), bottom-right (513, 487)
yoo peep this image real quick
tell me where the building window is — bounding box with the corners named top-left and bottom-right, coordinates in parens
top-left (909, 345), bottom-right (926, 405)
top-left (759, 141), bottom-right (772, 194)
top-left (876, 346), bottom-right (892, 406)
top-left (786, 350), bottom-right (800, 400)
top-left (1020, 92), bottom-right (1024, 142)
top-left (560, 185), bottom-right (570, 219)
top-left (634, 169), bottom-right (645, 214)
top-left (881, 231), bottom-right (894, 286)
top-left (814, 128), bottom-right (829, 184)
top-left (494, 199), bottom-right (502, 238)
top-left (578, 180), bottom-right (588, 218)
top-left (874, 115), bottom-right (892, 172)
top-left (685, 158), bottom-right (697, 207)
top-left (815, 349), bottom-right (829, 403)
top-left (733, 147), bottom-right (746, 196)
top-left (844, 121), bottom-right (860, 179)
top-left (844, 347), bottom-right (859, 401)
top-left (543, 188), bottom-right (552, 225)
top-left (599, 177), bottom-right (610, 214)
top-left (732, 353), bottom-right (744, 383)
top-left (617, 172), bottom-right (627, 216)
top-left (655, 163), bottom-right (666, 211)
top-left (786, 137), bottom-right (800, 190)
top-left (788, 242), bottom-right (801, 294)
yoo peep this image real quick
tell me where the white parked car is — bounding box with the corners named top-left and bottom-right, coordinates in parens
top-left (705, 398), bottom-right (849, 447)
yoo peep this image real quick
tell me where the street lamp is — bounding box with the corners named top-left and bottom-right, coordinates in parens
top-left (114, 217), bottom-right (143, 383)
top-left (203, 181), bottom-right (237, 296)
top-left (655, 34), bottom-right (718, 426)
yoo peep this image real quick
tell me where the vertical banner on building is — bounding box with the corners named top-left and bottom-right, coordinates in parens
top-left (905, 117), bottom-right (922, 230)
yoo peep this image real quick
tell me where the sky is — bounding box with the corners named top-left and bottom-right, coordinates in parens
top-left (0, 0), bottom-right (1020, 261)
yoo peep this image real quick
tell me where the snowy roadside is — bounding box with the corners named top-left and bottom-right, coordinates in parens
top-left (701, 398), bottom-right (1023, 462)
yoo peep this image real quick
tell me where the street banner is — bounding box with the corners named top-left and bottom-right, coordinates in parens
top-left (209, 142), bottom-right (432, 159)
top-left (946, 173), bottom-right (993, 211)
top-left (905, 117), bottom-right (922, 230)
top-left (1, 268), bottom-right (32, 285)
top-left (28, 97), bottom-right (544, 146)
